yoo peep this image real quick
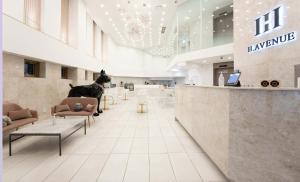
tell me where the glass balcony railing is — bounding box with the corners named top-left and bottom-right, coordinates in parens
top-left (169, 0), bottom-right (234, 55)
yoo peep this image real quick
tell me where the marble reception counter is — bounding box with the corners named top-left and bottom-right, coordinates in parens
top-left (175, 85), bottom-right (300, 182)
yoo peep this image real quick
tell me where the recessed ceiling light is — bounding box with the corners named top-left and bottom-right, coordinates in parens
top-left (162, 11), bottom-right (166, 15)
top-left (162, 4), bottom-right (167, 8)
top-left (105, 11), bottom-right (109, 15)
top-left (100, 4), bottom-right (104, 8)
top-left (116, 4), bottom-right (121, 8)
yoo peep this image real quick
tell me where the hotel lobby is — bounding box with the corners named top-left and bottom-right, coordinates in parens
top-left (1, 0), bottom-right (300, 181)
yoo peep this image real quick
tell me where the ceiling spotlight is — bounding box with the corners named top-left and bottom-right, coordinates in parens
top-left (116, 4), bottom-right (121, 8)
top-left (105, 11), bottom-right (109, 15)
top-left (162, 4), bottom-right (167, 8)
top-left (100, 4), bottom-right (104, 8)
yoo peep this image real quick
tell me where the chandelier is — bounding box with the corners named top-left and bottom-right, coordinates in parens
top-left (117, 2), bottom-right (151, 42)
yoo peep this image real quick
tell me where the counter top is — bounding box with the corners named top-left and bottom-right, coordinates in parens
top-left (175, 86), bottom-right (300, 182)
top-left (181, 84), bottom-right (300, 91)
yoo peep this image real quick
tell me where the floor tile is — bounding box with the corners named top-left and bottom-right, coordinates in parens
top-left (149, 137), bottom-right (167, 154)
top-left (97, 154), bottom-right (128, 182)
top-left (149, 154), bottom-right (176, 182)
top-left (44, 154), bottom-right (89, 182)
top-left (189, 153), bottom-right (227, 182)
top-left (131, 138), bottom-right (149, 154)
top-left (112, 138), bottom-right (133, 154)
top-left (169, 153), bottom-right (203, 182)
top-left (123, 154), bottom-right (149, 182)
top-left (71, 154), bottom-right (108, 182)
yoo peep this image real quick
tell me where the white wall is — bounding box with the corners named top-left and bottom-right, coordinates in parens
top-left (3, 15), bottom-right (101, 72)
top-left (103, 35), bottom-right (174, 77)
top-left (3, 0), bottom-right (176, 79)
top-left (3, 0), bottom-right (24, 22)
top-left (41, 0), bottom-right (61, 39)
top-left (94, 26), bottom-right (102, 60)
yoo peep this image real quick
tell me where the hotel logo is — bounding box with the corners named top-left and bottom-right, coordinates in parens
top-left (255, 7), bottom-right (282, 36)
top-left (248, 6), bottom-right (297, 53)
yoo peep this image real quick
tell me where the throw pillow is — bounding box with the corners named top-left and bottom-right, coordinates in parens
top-left (8, 109), bottom-right (32, 121)
top-left (55, 105), bottom-right (70, 113)
top-left (3, 121), bottom-right (8, 127)
top-left (85, 104), bottom-right (95, 112)
top-left (73, 103), bottom-right (83, 112)
top-left (3, 115), bottom-right (12, 125)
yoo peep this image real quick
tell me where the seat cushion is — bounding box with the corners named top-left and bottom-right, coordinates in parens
top-left (55, 111), bottom-right (91, 116)
top-left (8, 109), bottom-right (32, 121)
top-left (55, 104), bottom-right (70, 113)
top-left (3, 118), bottom-right (38, 132)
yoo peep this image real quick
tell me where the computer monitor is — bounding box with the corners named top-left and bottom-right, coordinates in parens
top-left (226, 72), bottom-right (241, 86)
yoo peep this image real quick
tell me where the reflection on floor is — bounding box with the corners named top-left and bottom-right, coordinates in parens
top-left (3, 91), bottom-right (227, 182)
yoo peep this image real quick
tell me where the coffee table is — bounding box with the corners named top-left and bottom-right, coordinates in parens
top-left (9, 118), bottom-right (87, 156)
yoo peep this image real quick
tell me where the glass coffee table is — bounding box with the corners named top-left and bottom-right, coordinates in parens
top-left (9, 118), bottom-right (87, 156)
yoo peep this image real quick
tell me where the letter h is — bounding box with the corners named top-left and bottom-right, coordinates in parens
top-left (255, 7), bottom-right (281, 36)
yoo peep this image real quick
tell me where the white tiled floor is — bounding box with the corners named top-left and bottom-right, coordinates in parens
top-left (3, 92), bottom-right (227, 182)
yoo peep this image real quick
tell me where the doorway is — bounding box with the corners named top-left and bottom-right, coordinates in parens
top-left (213, 61), bottom-right (234, 86)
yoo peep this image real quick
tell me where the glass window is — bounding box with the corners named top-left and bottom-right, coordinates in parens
top-left (61, 67), bottom-right (69, 79)
top-left (24, 0), bottom-right (41, 30)
top-left (24, 60), bottom-right (40, 77)
top-left (61, 0), bottom-right (69, 43)
top-left (174, 0), bottom-right (233, 54)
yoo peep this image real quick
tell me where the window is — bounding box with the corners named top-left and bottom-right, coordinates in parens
top-left (61, 67), bottom-right (69, 79)
top-left (24, 0), bottom-right (41, 30)
top-left (85, 70), bottom-right (89, 80)
top-left (93, 73), bottom-right (100, 81)
top-left (24, 60), bottom-right (41, 77)
top-left (93, 21), bottom-right (97, 56)
top-left (61, 0), bottom-right (69, 43)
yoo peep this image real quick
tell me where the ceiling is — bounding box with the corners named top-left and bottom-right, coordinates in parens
top-left (85, 0), bottom-right (233, 57)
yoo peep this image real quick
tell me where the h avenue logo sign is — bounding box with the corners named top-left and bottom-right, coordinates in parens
top-left (255, 7), bottom-right (282, 36)
top-left (248, 6), bottom-right (297, 53)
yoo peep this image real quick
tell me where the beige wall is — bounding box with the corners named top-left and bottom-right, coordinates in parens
top-left (3, 53), bottom-right (94, 119)
top-left (176, 85), bottom-right (300, 181)
top-left (234, 0), bottom-right (300, 87)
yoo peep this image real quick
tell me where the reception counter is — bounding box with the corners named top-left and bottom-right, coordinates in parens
top-left (175, 85), bottom-right (300, 182)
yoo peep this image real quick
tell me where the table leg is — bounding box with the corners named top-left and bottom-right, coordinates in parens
top-left (84, 119), bottom-right (87, 135)
top-left (9, 134), bottom-right (12, 156)
top-left (59, 134), bottom-right (62, 156)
